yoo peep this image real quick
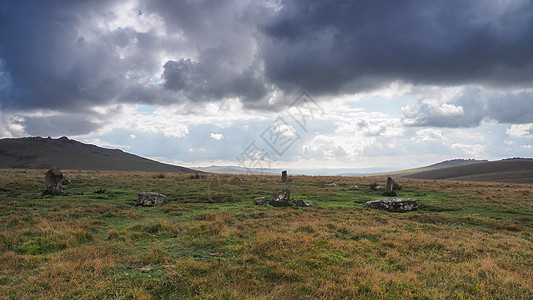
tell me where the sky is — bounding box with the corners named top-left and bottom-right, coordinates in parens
top-left (1, 0), bottom-right (532, 172)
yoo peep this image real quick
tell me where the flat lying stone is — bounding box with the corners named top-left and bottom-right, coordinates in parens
top-left (254, 197), bottom-right (267, 205)
top-left (136, 192), bottom-right (167, 206)
top-left (366, 198), bottom-right (419, 212)
top-left (294, 199), bottom-right (317, 207)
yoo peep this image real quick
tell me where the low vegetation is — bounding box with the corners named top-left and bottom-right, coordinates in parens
top-left (0, 169), bottom-right (532, 299)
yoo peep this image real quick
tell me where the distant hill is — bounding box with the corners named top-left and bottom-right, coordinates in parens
top-left (192, 165), bottom-right (278, 175)
top-left (373, 158), bottom-right (533, 183)
top-left (0, 136), bottom-right (198, 173)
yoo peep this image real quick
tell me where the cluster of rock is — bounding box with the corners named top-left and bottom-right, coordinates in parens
top-left (371, 177), bottom-right (401, 192)
top-left (43, 168), bottom-right (170, 206)
top-left (365, 176), bottom-right (419, 212)
top-left (41, 168), bottom-right (419, 213)
top-left (254, 187), bottom-right (317, 208)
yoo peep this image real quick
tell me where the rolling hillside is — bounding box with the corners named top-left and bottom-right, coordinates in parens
top-left (372, 159), bottom-right (487, 177)
top-left (375, 159), bottom-right (533, 183)
top-left (0, 136), bottom-right (198, 173)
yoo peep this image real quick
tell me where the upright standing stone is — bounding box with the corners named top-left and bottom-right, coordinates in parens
top-left (45, 168), bottom-right (64, 195)
top-left (386, 177), bottom-right (394, 193)
top-left (281, 170), bottom-right (287, 182)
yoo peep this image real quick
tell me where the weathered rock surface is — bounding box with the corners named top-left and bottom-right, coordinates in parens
top-left (45, 168), bottom-right (64, 195)
top-left (254, 197), bottom-right (267, 205)
top-left (366, 198), bottom-right (419, 212)
top-left (386, 177), bottom-right (401, 191)
top-left (269, 188), bottom-right (291, 207)
top-left (386, 177), bottom-right (394, 192)
top-left (294, 199), bottom-right (317, 207)
top-left (373, 185), bottom-right (385, 191)
top-left (281, 171), bottom-right (287, 182)
top-left (136, 192), bottom-right (168, 206)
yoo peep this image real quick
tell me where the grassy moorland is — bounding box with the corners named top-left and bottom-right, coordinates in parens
top-left (0, 169), bottom-right (532, 299)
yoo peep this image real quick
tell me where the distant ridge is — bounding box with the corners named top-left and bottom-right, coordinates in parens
top-left (0, 136), bottom-right (198, 173)
top-left (373, 158), bottom-right (533, 184)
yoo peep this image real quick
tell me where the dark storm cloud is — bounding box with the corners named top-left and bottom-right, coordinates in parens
top-left (0, 0), bottom-right (166, 113)
top-left (1, 0), bottom-right (533, 137)
top-left (150, 0), bottom-right (273, 108)
top-left (19, 114), bottom-right (101, 136)
top-left (162, 56), bottom-right (271, 105)
top-left (260, 0), bottom-right (533, 96)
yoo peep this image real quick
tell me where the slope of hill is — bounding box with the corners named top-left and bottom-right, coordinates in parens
top-left (372, 159), bottom-right (487, 178)
top-left (0, 136), bottom-right (198, 173)
top-left (375, 158), bottom-right (533, 183)
top-left (401, 158), bottom-right (533, 183)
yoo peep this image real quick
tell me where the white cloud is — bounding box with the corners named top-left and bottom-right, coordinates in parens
top-left (303, 135), bottom-right (347, 158)
top-left (438, 103), bottom-right (464, 116)
top-left (451, 143), bottom-right (486, 158)
top-left (506, 123), bottom-right (533, 138)
top-left (410, 128), bottom-right (445, 142)
top-left (210, 133), bottom-right (224, 140)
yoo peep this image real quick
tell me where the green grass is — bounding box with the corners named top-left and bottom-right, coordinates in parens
top-left (0, 170), bottom-right (532, 299)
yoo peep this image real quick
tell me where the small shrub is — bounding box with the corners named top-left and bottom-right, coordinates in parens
top-left (93, 188), bottom-right (106, 194)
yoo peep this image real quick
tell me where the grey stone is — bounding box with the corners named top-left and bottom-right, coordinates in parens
top-left (45, 168), bottom-right (64, 195)
top-left (269, 188), bottom-right (291, 207)
top-left (386, 177), bottom-right (401, 191)
top-left (374, 185), bottom-right (385, 191)
top-left (136, 192), bottom-right (168, 206)
top-left (294, 199), bottom-right (317, 207)
top-left (254, 197), bottom-right (267, 205)
top-left (394, 182), bottom-right (402, 190)
top-left (366, 198), bottom-right (419, 212)
top-left (62, 177), bottom-right (71, 185)
top-left (327, 182), bottom-right (339, 187)
top-left (386, 177), bottom-right (394, 193)
top-left (281, 170), bottom-right (287, 182)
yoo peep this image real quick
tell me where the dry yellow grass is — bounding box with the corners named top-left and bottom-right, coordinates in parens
top-left (0, 169), bottom-right (531, 298)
